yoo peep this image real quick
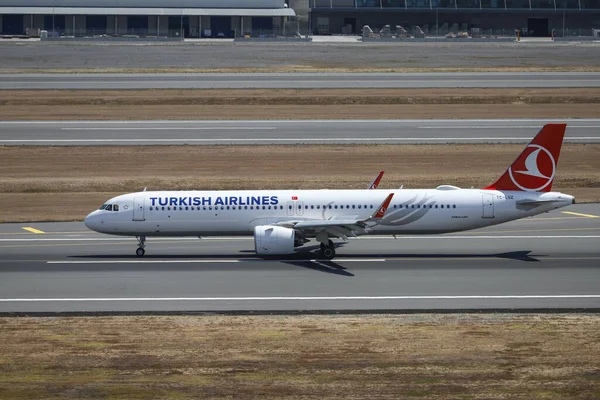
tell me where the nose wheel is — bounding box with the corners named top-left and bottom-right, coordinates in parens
top-left (319, 239), bottom-right (336, 260)
top-left (136, 236), bottom-right (146, 257)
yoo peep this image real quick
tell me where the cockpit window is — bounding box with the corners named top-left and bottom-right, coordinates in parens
top-left (105, 204), bottom-right (113, 211)
top-left (99, 204), bottom-right (107, 210)
top-left (113, 204), bottom-right (119, 212)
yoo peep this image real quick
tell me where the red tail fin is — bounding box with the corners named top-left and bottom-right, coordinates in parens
top-left (484, 123), bottom-right (566, 192)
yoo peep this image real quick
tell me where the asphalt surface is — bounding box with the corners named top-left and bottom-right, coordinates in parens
top-left (1, 41), bottom-right (599, 71)
top-left (2, 72), bottom-right (600, 90)
top-left (1, 119), bottom-right (599, 145)
top-left (1, 204), bottom-right (599, 313)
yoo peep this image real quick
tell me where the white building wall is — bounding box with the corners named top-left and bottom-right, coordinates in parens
top-left (0, 0), bottom-right (285, 8)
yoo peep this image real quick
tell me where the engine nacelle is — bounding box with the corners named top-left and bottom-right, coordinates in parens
top-left (254, 225), bottom-right (295, 255)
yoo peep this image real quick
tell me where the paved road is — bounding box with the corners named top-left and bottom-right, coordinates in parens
top-left (1, 119), bottom-right (599, 145)
top-left (2, 72), bottom-right (600, 90)
top-left (2, 41), bottom-right (599, 71)
top-left (1, 204), bottom-right (599, 313)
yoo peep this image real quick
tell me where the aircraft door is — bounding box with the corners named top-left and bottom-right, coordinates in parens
top-left (286, 201), bottom-right (294, 216)
top-left (296, 201), bottom-right (304, 216)
top-left (482, 194), bottom-right (495, 218)
top-left (133, 197), bottom-right (145, 221)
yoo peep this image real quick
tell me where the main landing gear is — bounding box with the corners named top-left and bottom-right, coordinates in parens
top-left (136, 236), bottom-right (146, 257)
top-left (319, 239), bottom-right (336, 260)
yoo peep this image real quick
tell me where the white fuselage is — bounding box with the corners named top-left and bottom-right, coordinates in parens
top-left (84, 188), bottom-right (574, 237)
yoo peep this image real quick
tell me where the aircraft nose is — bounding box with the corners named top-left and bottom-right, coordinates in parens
top-left (84, 210), bottom-right (101, 231)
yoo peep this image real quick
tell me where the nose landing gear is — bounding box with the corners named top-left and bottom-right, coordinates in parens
top-left (136, 236), bottom-right (146, 257)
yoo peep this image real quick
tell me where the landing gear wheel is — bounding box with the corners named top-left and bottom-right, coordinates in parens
top-left (320, 242), bottom-right (326, 251)
top-left (322, 247), bottom-right (335, 260)
top-left (135, 236), bottom-right (146, 257)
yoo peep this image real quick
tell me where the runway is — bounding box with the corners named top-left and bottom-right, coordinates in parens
top-left (1, 204), bottom-right (599, 313)
top-left (1, 119), bottom-right (599, 145)
top-left (2, 72), bottom-right (600, 90)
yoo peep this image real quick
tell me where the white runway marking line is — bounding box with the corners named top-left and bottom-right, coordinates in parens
top-left (2, 118), bottom-right (600, 124)
top-left (419, 125), bottom-right (600, 129)
top-left (2, 295), bottom-right (600, 303)
top-left (47, 259), bottom-right (387, 264)
top-left (1, 138), bottom-right (598, 143)
top-left (61, 127), bottom-right (277, 131)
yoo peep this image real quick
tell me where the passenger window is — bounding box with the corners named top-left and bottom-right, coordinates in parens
top-left (317, 205), bottom-right (320, 209)
top-left (453, 205), bottom-right (456, 208)
top-left (358, 205), bottom-right (361, 209)
top-left (435, 205), bottom-right (438, 208)
top-left (289, 205), bottom-right (293, 210)
top-left (352, 205), bottom-right (355, 209)
top-left (186, 206), bottom-right (189, 210)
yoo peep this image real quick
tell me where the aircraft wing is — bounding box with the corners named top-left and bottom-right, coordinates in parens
top-left (274, 193), bottom-right (394, 239)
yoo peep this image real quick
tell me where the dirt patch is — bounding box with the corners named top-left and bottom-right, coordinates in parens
top-left (1, 314), bottom-right (599, 399)
top-left (1, 144), bottom-right (598, 222)
top-left (1, 88), bottom-right (600, 120)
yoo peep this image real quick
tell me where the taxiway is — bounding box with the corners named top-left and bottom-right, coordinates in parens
top-left (1, 119), bottom-right (599, 145)
top-left (2, 72), bottom-right (600, 90)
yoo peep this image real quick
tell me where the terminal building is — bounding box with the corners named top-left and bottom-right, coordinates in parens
top-left (0, 0), bottom-right (598, 37)
top-left (0, 0), bottom-right (296, 37)
top-left (306, 0), bottom-right (600, 36)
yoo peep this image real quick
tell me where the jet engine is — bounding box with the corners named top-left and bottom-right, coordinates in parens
top-left (254, 225), bottom-right (295, 255)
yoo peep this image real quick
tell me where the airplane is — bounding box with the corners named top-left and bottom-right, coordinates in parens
top-left (367, 171), bottom-right (385, 190)
top-left (84, 124), bottom-right (574, 259)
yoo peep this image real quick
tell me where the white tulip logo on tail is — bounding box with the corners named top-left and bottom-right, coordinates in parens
top-left (508, 144), bottom-right (556, 191)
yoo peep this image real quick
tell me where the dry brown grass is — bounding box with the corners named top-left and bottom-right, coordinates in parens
top-left (1, 88), bottom-right (600, 120)
top-left (1, 144), bottom-right (599, 222)
top-left (1, 314), bottom-right (599, 399)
